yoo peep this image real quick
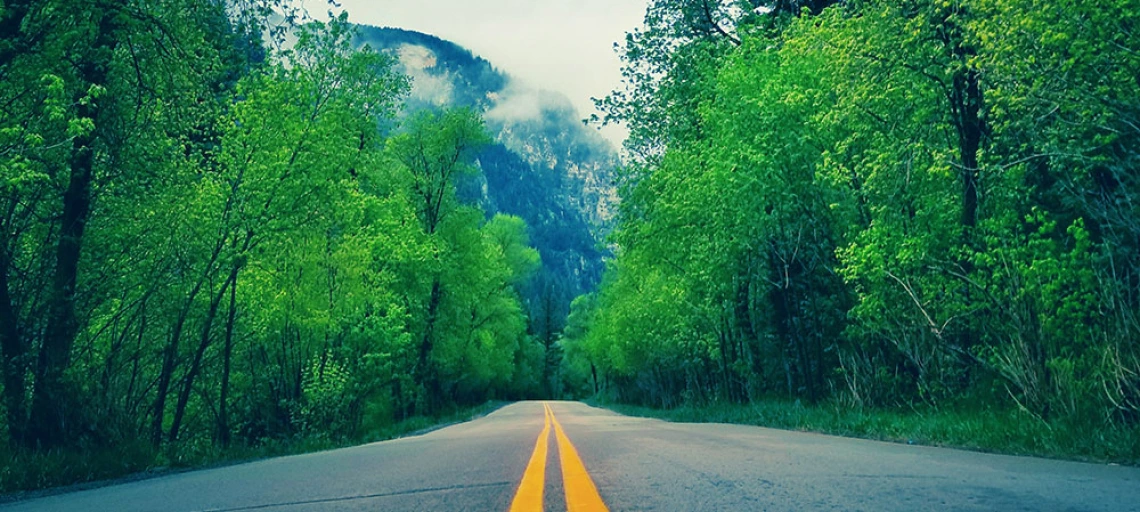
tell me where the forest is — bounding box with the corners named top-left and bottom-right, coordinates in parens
top-left (0, 1), bottom-right (549, 490)
top-left (562, 0), bottom-right (1140, 451)
top-left (4, 0), bottom-right (1140, 494)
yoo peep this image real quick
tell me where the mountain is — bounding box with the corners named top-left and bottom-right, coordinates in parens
top-left (351, 25), bottom-right (619, 334)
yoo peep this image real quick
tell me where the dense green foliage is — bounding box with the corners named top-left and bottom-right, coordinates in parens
top-left (0, 1), bottom-right (545, 488)
top-left (352, 26), bottom-right (620, 397)
top-left (569, 0), bottom-right (1140, 448)
top-left (351, 26), bottom-right (620, 397)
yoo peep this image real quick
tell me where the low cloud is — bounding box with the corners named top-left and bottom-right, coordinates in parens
top-left (485, 82), bottom-right (574, 126)
top-left (396, 44), bottom-right (454, 106)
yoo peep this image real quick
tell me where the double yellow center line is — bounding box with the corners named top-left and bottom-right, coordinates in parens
top-left (509, 403), bottom-right (609, 512)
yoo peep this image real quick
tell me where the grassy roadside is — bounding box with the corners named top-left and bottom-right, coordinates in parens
top-left (0, 401), bottom-right (504, 499)
top-left (594, 399), bottom-right (1140, 465)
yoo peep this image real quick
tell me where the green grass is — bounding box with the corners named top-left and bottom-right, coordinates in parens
top-left (595, 399), bottom-right (1140, 465)
top-left (0, 401), bottom-right (503, 497)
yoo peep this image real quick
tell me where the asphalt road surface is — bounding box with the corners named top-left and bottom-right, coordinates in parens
top-left (3, 401), bottom-right (1138, 511)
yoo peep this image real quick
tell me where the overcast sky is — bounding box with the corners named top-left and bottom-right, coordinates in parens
top-left (306, 0), bottom-right (649, 148)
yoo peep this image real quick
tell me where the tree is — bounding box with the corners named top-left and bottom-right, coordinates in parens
top-left (573, 0), bottom-right (1140, 431)
top-left (0, 0), bottom-right (274, 449)
top-left (388, 108), bottom-right (492, 411)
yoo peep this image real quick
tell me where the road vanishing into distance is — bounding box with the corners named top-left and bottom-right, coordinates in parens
top-left (4, 401), bottom-right (1138, 511)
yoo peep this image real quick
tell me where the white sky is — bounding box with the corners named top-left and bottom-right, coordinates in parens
top-left (303, 0), bottom-right (649, 149)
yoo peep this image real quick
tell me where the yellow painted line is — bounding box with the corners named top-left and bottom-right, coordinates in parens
top-left (509, 403), bottom-right (552, 512)
top-left (549, 403), bottom-right (610, 512)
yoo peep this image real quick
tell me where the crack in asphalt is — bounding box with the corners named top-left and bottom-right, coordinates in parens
top-left (193, 481), bottom-right (512, 511)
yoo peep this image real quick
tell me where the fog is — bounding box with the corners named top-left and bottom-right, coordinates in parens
top-left (298, 0), bottom-right (649, 148)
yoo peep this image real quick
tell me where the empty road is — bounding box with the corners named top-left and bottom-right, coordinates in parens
top-left (3, 401), bottom-right (1138, 511)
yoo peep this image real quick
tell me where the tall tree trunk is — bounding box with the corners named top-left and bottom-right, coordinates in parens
top-left (953, 65), bottom-right (984, 379)
top-left (0, 244), bottom-right (27, 446)
top-left (30, 82), bottom-right (97, 450)
top-left (29, 123), bottom-right (94, 447)
top-left (27, 0), bottom-right (124, 449)
top-left (151, 274), bottom-right (209, 447)
top-left (418, 278), bottom-right (442, 412)
top-left (945, 9), bottom-right (985, 374)
top-left (954, 67), bottom-right (983, 230)
top-left (733, 277), bottom-right (757, 401)
top-left (590, 362), bottom-right (598, 395)
top-left (217, 269), bottom-right (238, 447)
top-left (169, 266), bottom-right (237, 442)
top-left (716, 325), bottom-right (732, 400)
top-left (769, 242), bottom-right (801, 398)
top-left (125, 305), bottom-right (147, 421)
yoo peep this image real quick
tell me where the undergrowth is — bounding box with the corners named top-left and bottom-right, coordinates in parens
top-left (597, 399), bottom-right (1140, 465)
top-left (0, 401), bottom-right (503, 497)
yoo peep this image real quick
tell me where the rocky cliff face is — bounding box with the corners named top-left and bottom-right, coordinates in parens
top-left (352, 25), bottom-right (618, 325)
